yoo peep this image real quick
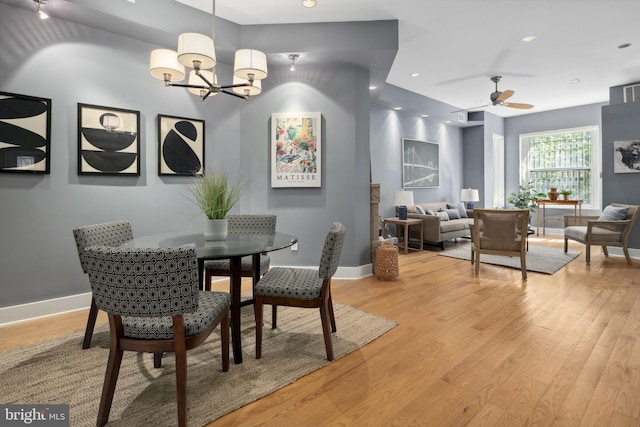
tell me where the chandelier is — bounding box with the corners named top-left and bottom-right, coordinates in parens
top-left (149, 0), bottom-right (267, 101)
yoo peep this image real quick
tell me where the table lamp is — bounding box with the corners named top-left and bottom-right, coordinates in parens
top-left (460, 188), bottom-right (479, 209)
top-left (393, 190), bottom-right (414, 220)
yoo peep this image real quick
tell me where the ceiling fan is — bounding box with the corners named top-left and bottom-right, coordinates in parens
top-left (454, 76), bottom-right (534, 112)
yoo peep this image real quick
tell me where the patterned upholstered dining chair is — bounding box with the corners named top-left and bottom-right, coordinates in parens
top-left (254, 222), bottom-right (346, 361)
top-left (73, 221), bottom-right (133, 349)
top-left (84, 246), bottom-right (230, 427)
top-left (203, 214), bottom-right (276, 304)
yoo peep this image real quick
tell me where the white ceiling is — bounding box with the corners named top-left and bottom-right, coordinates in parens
top-left (177, 0), bottom-right (640, 117)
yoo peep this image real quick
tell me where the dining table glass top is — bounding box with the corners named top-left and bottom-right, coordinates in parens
top-left (121, 230), bottom-right (298, 260)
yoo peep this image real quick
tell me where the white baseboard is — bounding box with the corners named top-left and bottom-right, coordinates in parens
top-left (0, 292), bottom-right (92, 326)
top-left (0, 266), bottom-right (373, 326)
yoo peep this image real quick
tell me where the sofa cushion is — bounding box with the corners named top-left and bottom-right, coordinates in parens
top-left (446, 208), bottom-right (461, 220)
top-left (447, 202), bottom-right (468, 218)
top-left (435, 211), bottom-right (449, 221)
top-left (440, 219), bottom-right (472, 233)
top-left (598, 205), bottom-right (629, 221)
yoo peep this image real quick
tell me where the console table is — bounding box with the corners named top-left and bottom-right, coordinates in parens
top-left (536, 199), bottom-right (582, 235)
top-left (382, 217), bottom-right (423, 254)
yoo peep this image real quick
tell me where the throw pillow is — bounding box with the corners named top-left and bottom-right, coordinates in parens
top-left (425, 209), bottom-right (436, 215)
top-left (415, 205), bottom-right (426, 215)
top-left (598, 205), bottom-right (629, 221)
top-left (447, 202), bottom-right (468, 218)
top-left (435, 210), bottom-right (449, 221)
top-left (446, 208), bottom-right (461, 220)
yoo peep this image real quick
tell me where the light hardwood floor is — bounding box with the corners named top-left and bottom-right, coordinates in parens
top-left (2, 236), bottom-right (638, 426)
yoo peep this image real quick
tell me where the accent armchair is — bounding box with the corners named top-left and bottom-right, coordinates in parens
top-left (471, 209), bottom-right (529, 280)
top-left (564, 203), bottom-right (639, 264)
top-left (84, 246), bottom-right (230, 427)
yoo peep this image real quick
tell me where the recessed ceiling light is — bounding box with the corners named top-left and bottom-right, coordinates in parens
top-left (421, 114), bottom-right (429, 118)
top-left (393, 107), bottom-right (403, 111)
top-left (522, 35), bottom-right (536, 42)
top-left (474, 99), bottom-right (483, 104)
top-left (302, 0), bottom-right (316, 7)
top-left (569, 79), bottom-right (580, 84)
top-left (444, 120), bottom-right (451, 124)
top-left (618, 43), bottom-right (632, 49)
top-left (410, 72), bottom-right (420, 77)
top-left (369, 85), bottom-right (377, 91)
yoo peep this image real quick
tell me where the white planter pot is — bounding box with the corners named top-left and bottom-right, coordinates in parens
top-left (204, 218), bottom-right (228, 241)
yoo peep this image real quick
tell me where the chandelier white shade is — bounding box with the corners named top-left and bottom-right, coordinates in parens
top-left (149, 49), bottom-right (186, 82)
top-left (233, 49), bottom-right (268, 80)
top-left (177, 33), bottom-right (216, 69)
top-left (148, 0), bottom-right (267, 101)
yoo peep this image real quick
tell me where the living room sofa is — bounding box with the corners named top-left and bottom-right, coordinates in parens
top-left (404, 202), bottom-right (473, 249)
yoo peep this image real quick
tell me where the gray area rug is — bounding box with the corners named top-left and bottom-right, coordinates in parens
top-left (439, 243), bottom-right (580, 274)
top-left (0, 303), bottom-right (396, 426)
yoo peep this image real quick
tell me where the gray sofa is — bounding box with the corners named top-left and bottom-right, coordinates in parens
top-left (404, 202), bottom-right (473, 249)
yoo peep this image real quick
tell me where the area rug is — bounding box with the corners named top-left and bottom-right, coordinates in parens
top-left (439, 243), bottom-right (580, 274)
top-left (0, 303), bottom-right (396, 427)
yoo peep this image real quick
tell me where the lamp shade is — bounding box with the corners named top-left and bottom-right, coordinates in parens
top-left (187, 70), bottom-right (217, 96)
top-left (393, 191), bottom-right (414, 207)
top-left (177, 33), bottom-right (216, 69)
top-left (149, 49), bottom-right (186, 82)
top-left (460, 188), bottom-right (479, 202)
top-left (233, 49), bottom-right (268, 80)
top-left (231, 75), bottom-right (262, 96)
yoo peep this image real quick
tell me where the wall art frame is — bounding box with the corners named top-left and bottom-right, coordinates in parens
top-left (0, 91), bottom-right (52, 174)
top-left (271, 112), bottom-right (321, 188)
top-left (402, 138), bottom-right (439, 188)
top-left (158, 114), bottom-right (204, 176)
top-left (613, 139), bottom-right (640, 173)
top-left (77, 103), bottom-right (140, 176)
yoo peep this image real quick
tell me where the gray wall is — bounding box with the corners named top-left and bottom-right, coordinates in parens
top-left (462, 125), bottom-right (485, 206)
top-left (0, 4), bottom-right (371, 308)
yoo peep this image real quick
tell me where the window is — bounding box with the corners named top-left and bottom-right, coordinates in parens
top-left (519, 126), bottom-right (600, 209)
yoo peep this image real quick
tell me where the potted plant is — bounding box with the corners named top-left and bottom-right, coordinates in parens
top-left (191, 170), bottom-right (244, 240)
top-left (507, 182), bottom-right (546, 213)
top-left (560, 189), bottom-right (572, 200)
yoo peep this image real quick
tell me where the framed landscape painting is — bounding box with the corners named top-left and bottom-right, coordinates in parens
top-left (0, 91), bottom-right (51, 174)
top-left (158, 114), bottom-right (204, 176)
top-left (271, 112), bottom-right (321, 188)
top-left (78, 103), bottom-right (140, 176)
top-left (402, 138), bottom-right (439, 188)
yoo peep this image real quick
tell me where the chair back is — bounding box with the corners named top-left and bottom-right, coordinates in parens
top-left (73, 221), bottom-right (133, 274)
top-left (473, 209), bottom-right (529, 252)
top-left (318, 222), bottom-right (346, 279)
top-left (83, 246), bottom-right (199, 317)
top-left (228, 214), bottom-right (277, 235)
top-left (610, 203), bottom-right (640, 241)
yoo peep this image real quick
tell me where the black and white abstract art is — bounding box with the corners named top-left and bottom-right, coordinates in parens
top-left (0, 91), bottom-right (51, 174)
top-left (613, 140), bottom-right (640, 173)
top-left (158, 114), bottom-right (204, 176)
top-left (78, 103), bottom-right (140, 176)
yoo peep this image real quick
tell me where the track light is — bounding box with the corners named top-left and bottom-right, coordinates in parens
top-left (288, 54), bottom-right (299, 72)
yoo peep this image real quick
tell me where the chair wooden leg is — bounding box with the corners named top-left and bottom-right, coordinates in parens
top-left (97, 346), bottom-right (123, 426)
top-left (327, 292), bottom-right (336, 332)
top-left (623, 247), bottom-right (632, 264)
top-left (221, 307), bottom-right (230, 372)
top-left (82, 298), bottom-right (99, 349)
top-left (520, 252), bottom-right (527, 281)
top-left (204, 270), bottom-right (212, 291)
top-left (319, 303), bottom-right (334, 361)
top-left (172, 316), bottom-right (187, 427)
top-left (586, 244), bottom-right (591, 264)
top-left (564, 237), bottom-right (568, 253)
top-left (602, 246), bottom-right (609, 257)
top-left (474, 252), bottom-right (480, 275)
top-left (271, 304), bottom-right (277, 329)
top-left (153, 352), bottom-right (163, 368)
top-left (255, 296), bottom-right (263, 359)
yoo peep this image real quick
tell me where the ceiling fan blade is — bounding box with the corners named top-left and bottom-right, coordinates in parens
top-left (497, 90), bottom-right (514, 102)
top-left (504, 102), bottom-right (534, 109)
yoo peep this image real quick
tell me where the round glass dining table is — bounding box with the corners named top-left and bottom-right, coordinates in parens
top-left (122, 230), bottom-right (298, 364)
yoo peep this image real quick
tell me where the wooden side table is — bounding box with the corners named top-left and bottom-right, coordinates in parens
top-left (535, 199), bottom-right (582, 235)
top-left (382, 217), bottom-right (423, 254)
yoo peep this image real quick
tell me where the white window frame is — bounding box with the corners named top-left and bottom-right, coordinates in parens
top-left (518, 125), bottom-right (601, 210)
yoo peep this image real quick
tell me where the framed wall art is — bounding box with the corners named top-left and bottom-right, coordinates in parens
top-left (402, 138), bottom-right (439, 188)
top-left (613, 140), bottom-right (640, 173)
top-left (271, 112), bottom-right (321, 188)
top-left (78, 103), bottom-right (140, 176)
top-left (0, 91), bottom-right (51, 174)
top-left (158, 114), bottom-right (204, 176)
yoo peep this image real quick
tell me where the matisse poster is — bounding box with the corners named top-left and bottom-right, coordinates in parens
top-left (271, 112), bottom-right (321, 188)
